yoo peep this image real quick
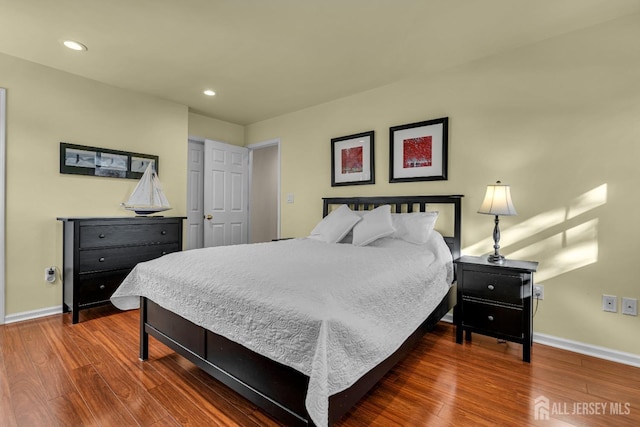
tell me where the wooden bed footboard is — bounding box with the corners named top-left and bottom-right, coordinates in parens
top-left (140, 284), bottom-right (456, 426)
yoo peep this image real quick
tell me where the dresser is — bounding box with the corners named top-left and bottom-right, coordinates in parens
top-left (57, 216), bottom-right (185, 323)
top-left (454, 255), bottom-right (538, 362)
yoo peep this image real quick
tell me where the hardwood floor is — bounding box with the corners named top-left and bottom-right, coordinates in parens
top-left (1, 305), bottom-right (639, 426)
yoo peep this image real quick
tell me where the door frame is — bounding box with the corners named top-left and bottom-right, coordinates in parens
top-left (1, 88), bottom-right (7, 324)
top-left (247, 138), bottom-right (281, 241)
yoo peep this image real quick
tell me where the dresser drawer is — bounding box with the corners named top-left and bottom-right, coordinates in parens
top-left (462, 270), bottom-right (525, 305)
top-left (80, 223), bottom-right (181, 248)
top-left (77, 272), bottom-right (129, 306)
top-left (79, 243), bottom-right (180, 272)
top-left (462, 300), bottom-right (523, 339)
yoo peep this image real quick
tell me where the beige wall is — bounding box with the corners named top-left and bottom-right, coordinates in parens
top-left (246, 14), bottom-right (640, 355)
top-left (188, 112), bottom-right (244, 146)
top-left (1, 52), bottom-right (189, 315)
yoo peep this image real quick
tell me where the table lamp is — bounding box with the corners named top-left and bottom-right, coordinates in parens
top-left (477, 181), bottom-right (517, 264)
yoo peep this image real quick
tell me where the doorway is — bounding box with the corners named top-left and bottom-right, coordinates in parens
top-left (248, 140), bottom-right (280, 243)
top-left (185, 137), bottom-right (280, 249)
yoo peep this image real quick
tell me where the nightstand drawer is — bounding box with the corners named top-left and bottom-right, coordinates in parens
top-left (79, 243), bottom-right (180, 272)
top-left (462, 301), bottom-right (523, 338)
top-left (80, 223), bottom-right (181, 248)
top-left (462, 270), bottom-right (525, 304)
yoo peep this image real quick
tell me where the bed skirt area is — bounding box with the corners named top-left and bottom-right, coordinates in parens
top-left (139, 283), bottom-right (457, 426)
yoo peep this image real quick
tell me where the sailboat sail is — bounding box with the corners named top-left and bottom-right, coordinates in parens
top-left (122, 163), bottom-right (171, 215)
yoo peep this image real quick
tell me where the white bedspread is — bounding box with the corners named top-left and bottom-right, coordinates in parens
top-left (111, 233), bottom-right (453, 427)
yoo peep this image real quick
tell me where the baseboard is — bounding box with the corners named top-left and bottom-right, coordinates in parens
top-left (533, 332), bottom-right (640, 368)
top-left (439, 315), bottom-right (640, 368)
top-left (3, 305), bottom-right (63, 324)
top-left (441, 312), bottom-right (454, 324)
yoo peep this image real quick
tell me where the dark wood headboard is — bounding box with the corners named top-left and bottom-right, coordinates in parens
top-left (322, 195), bottom-right (463, 259)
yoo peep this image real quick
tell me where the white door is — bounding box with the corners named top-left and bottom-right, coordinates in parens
top-left (204, 139), bottom-right (249, 247)
top-left (186, 140), bottom-right (204, 250)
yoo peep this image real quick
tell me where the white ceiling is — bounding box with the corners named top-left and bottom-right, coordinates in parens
top-left (1, 0), bottom-right (639, 125)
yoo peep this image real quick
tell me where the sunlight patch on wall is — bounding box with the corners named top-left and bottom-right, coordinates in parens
top-left (463, 208), bottom-right (567, 256)
top-left (509, 219), bottom-right (599, 282)
top-left (463, 184), bottom-right (607, 282)
top-left (567, 184), bottom-right (607, 220)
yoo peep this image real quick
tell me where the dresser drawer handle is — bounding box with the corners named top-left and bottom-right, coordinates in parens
top-left (98, 257), bottom-right (105, 262)
top-left (487, 315), bottom-right (494, 322)
top-left (98, 233), bottom-right (106, 239)
top-left (99, 284), bottom-right (106, 290)
top-left (487, 284), bottom-right (495, 291)
top-left (161, 230), bottom-right (167, 235)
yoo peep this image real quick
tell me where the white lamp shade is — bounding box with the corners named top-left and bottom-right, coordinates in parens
top-left (478, 182), bottom-right (517, 216)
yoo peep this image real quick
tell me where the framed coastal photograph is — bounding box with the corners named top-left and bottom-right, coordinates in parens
top-left (389, 117), bottom-right (448, 183)
top-left (94, 152), bottom-right (128, 178)
top-left (331, 130), bottom-right (375, 186)
top-left (131, 156), bottom-right (156, 173)
top-left (60, 142), bottom-right (159, 179)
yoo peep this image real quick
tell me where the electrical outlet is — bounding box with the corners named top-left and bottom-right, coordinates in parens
top-left (44, 267), bottom-right (56, 283)
top-left (602, 295), bottom-right (617, 313)
top-left (622, 297), bottom-right (638, 316)
top-left (534, 284), bottom-right (544, 300)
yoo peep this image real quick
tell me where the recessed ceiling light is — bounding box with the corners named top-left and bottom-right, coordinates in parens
top-left (63, 40), bottom-right (88, 51)
top-left (203, 89), bottom-right (216, 96)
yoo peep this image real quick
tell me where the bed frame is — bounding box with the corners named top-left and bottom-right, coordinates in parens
top-left (139, 195), bottom-right (463, 426)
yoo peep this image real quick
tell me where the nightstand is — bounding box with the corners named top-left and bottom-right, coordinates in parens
top-left (454, 255), bottom-right (538, 362)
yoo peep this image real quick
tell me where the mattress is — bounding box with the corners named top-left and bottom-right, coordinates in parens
top-left (111, 232), bottom-right (453, 426)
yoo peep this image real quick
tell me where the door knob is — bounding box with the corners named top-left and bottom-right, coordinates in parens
top-left (205, 214), bottom-right (213, 220)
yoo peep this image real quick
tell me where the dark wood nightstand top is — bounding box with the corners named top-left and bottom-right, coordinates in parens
top-left (455, 255), bottom-right (538, 273)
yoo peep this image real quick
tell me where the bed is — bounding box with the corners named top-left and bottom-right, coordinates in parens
top-left (111, 195), bottom-right (463, 426)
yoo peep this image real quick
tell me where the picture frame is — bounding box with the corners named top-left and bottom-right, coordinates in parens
top-left (389, 117), bottom-right (448, 183)
top-left (331, 130), bottom-right (375, 186)
top-left (60, 142), bottom-right (159, 180)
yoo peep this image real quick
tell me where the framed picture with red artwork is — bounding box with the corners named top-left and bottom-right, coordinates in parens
top-left (389, 117), bottom-right (448, 183)
top-left (331, 130), bottom-right (375, 186)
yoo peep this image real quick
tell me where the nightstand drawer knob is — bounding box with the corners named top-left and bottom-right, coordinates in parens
top-left (487, 315), bottom-right (494, 322)
top-left (487, 284), bottom-right (495, 291)
top-left (98, 233), bottom-right (105, 238)
top-left (99, 284), bottom-right (105, 290)
top-left (161, 230), bottom-right (167, 235)
top-left (99, 257), bottom-right (105, 262)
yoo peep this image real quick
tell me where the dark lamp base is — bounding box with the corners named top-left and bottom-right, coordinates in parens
top-left (487, 253), bottom-right (505, 264)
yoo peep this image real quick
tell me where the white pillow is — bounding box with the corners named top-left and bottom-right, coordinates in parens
top-left (338, 210), bottom-right (366, 243)
top-left (391, 211), bottom-right (439, 244)
top-left (352, 205), bottom-right (395, 246)
top-left (309, 204), bottom-right (361, 243)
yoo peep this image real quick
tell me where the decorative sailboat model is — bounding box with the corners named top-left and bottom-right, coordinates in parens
top-left (121, 163), bottom-right (171, 215)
